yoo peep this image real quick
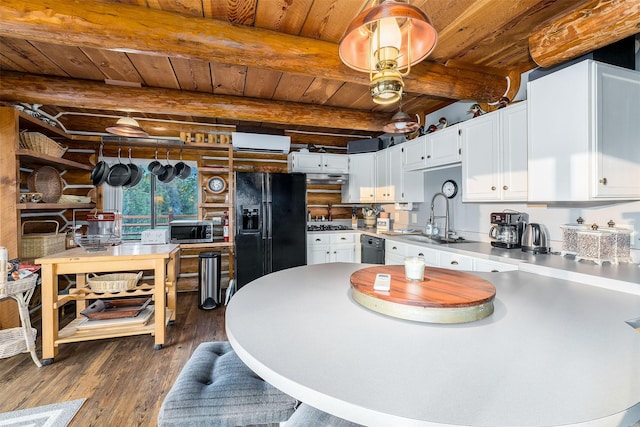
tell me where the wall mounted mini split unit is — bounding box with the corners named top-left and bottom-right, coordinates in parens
top-left (231, 132), bottom-right (291, 154)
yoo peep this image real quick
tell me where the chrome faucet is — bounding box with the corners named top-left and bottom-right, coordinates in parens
top-left (430, 192), bottom-right (449, 240)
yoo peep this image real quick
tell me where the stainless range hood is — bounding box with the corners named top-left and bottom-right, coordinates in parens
top-left (305, 173), bottom-right (349, 185)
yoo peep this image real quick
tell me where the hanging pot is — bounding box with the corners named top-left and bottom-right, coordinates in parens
top-left (158, 149), bottom-right (176, 183)
top-left (124, 147), bottom-right (142, 188)
top-left (174, 143), bottom-right (191, 179)
top-left (107, 146), bottom-right (131, 187)
top-left (148, 146), bottom-right (163, 175)
top-left (91, 142), bottom-right (111, 186)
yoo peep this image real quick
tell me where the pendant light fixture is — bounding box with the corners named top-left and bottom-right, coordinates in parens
top-left (339, 0), bottom-right (437, 105)
top-left (383, 101), bottom-right (421, 134)
top-left (106, 116), bottom-right (149, 138)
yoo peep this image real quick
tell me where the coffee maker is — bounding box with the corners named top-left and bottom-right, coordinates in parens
top-left (489, 211), bottom-right (528, 249)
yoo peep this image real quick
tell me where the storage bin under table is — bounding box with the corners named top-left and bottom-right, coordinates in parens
top-left (0, 275), bottom-right (41, 367)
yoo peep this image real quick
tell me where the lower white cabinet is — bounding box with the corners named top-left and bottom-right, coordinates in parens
top-left (308, 232), bottom-right (356, 265)
top-left (438, 251), bottom-right (474, 270)
top-left (474, 259), bottom-right (518, 272)
top-left (405, 244), bottom-right (439, 267)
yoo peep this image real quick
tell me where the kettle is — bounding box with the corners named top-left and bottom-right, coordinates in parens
top-left (521, 223), bottom-right (550, 254)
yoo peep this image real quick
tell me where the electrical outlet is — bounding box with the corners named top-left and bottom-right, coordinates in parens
top-left (411, 213), bottom-right (418, 223)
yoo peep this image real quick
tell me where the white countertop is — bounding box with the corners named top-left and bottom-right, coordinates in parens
top-left (226, 263), bottom-right (640, 427)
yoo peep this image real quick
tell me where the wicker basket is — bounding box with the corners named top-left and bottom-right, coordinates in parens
top-left (19, 131), bottom-right (67, 158)
top-left (27, 166), bottom-right (63, 203)
top-left (87, 271), bottom-right (143, 293)
top-left (20, 220), bottom-right (66, 259)
top-left (0, 327), bottom-right (37, 359)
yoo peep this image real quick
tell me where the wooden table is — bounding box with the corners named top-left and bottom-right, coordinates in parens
top-left (36, 243), bottom-right (180, 364)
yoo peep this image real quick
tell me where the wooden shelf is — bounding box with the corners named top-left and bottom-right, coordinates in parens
top-left (17, 149), bottom-right (93, 171)
top-left (185, 142), bottom-right (232, 150)
top-left (199, 166), bottom-right (231, 173)
top-left (179, 242), bottom-right (234, 249)
top-left (200, 203), bottom-right (230, 209)
top-left (17, 202), bottom-right (95, 210)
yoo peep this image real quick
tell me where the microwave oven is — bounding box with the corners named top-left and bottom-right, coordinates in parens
top-left (169, 220), bottom-right (214, 244)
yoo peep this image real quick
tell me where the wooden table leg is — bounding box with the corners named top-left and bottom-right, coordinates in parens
top-left (40, 264), bottom-right (59, 363)
top-left (166, 250), bottom-right (179, 322)
top-left (153, 259), bottom-right (166, 350)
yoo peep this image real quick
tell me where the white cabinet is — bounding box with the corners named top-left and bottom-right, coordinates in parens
top-left (342, 153), bottom-right (375, 203)
top-left (528, 60), bottom-right (640, 201)
top-left (438, 251), bottom-right (474, 271)
top-left (403, 126), bottom-right (461, 172)
top-left (288, 152), bottom-right (349, 174)
top-left (474, 259), bottom-right (518, 272)
top-left (385, 240), bottom-right (407, 265)
top-left (405, 244), bottom-right (439, 267)
top-left (376, 145), bottom-right (424, 203)
top-left (307, 232), bottom-right (356, 265)
top-left (461, 102), bottom-right (528, 202)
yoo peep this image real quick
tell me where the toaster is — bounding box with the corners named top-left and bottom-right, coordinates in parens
top-left (141, 229), bottom-right (169, 245)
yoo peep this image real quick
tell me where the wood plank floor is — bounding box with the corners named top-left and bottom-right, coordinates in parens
top-left (0, 292), bottom-right (228, 426)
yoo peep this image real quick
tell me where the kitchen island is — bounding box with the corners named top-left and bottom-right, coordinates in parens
top-left (36, 243), bottom-right (180, 364)
top-left (226, 263), bottom-right (640, 427)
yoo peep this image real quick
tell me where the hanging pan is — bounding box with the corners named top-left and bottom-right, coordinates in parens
top-left (158, 149), bottom-right (176, 183)
top-left (107, 146), bottom-right (131, 187)
top-left (91, 141), bottom-right (111, 186)
top-left (148, 145), bottom-right (163, 175)
top-left (174, 142), bottom-right (192, 179)
top-left (124, 147), bottom-right (143, 188)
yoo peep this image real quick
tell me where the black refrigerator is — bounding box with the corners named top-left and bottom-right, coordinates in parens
top-left (234, 172), bottom-right (307, 289)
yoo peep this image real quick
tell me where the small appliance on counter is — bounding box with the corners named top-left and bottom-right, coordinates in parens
top-left (489, 211), bottom-right (528, 249)
top-left (169, 220), bottom-right (214, 244)
top-left (141, 229), bottom-right (169, 245)
top-left (521, 223), bottom-right (550, 254)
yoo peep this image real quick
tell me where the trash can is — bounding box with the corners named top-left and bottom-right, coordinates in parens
top-left (198, 251), bottom-right (221, 310)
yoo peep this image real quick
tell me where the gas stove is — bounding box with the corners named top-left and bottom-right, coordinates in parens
top-left (307, 224), bottom-right (353, 232)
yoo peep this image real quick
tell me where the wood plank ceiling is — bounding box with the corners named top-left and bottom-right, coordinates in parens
top-left (0, 0), bottom-right (638, 146)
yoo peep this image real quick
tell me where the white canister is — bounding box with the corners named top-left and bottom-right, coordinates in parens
top-left (0, 246), bottom-right (8, 285)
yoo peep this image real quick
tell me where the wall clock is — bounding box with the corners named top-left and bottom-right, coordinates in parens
top-left (442, 179), bottom-right (458, 198)
top-left (206, 176), bottom-right (226, 194)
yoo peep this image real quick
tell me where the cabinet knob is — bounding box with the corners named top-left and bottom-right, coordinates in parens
top-left (340, 237), bottom-right (346, 240)
top-left (491, 269), bottom-right (499, 272)
top-left (427, 155), bottom-right (431, 159)
top-left (491, 186), bottom-right (496, 191)
top-left (503, 185), bottom-right (508, 190)
top-left (599, 177), bottom-right (607, 185)
top-left (315, 238), bottom-right (321, 242)
top-left (318, 164), bottom-right (322, 167)
top-left (421, 156), bottom-right (425, 160)
top-left (326, 251), bottom-right (330, 254)
top-left (418, 253), bottom-right (424, 257)
top-left (450, 260), bottom-right (459, 265)
top-left (392, 246), bottom-right (397, 250)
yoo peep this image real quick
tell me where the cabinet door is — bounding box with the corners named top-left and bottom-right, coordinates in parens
top-left (308, 245), bottom-right (331, 264)
top-left (332, 245), bottom-right (355, 262)
top-left (439, 252), bottom-right (474, 270)
top-left (594, 63), bottom-right (640, 198)
top-left (375, 150), bottom-right (391, 201)
top-left (500, 102), bottom-right (528, 201)
top-left (290, 153), bottom-right (323, 172)
top-left (406, 244), bottom-right (439, 267)
top-left (343, 153), bottom-right (375, 203)
top-left (385, 240), bottom-right (406, 265)
top-left (427, 125), bottom-right (461, 168)
top-left (387, 145), bottom-right (403, 201)
top-left (474, 259), bottom-right (517, 272)
top-left (461, 113), bottom-right (501, 201)
top-left (403, 136), bottom-right (428, 171)
top-left (323, 153), bottom-right (349, 174)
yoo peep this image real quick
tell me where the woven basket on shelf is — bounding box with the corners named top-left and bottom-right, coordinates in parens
top-left (20, 220), bottom-right (66, 259)
top-left (87, 271), bottom-right (143, 293)
top-left (19, 131), bottom-right (67, 158)
top-left (0, 327), bottom-right (37, 359)
top-left (27, 166), bottom-right (63, 203)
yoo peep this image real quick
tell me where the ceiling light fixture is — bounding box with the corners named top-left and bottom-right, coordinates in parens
top-left (105, 116), bottom-right (149, 138)
top-left (339, 0), bottom-right (437, 105)
top-left (383, 100), bottom-right (421, 134)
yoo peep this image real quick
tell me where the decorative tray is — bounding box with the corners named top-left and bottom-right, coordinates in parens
top-left (80, 297), bottom-right (152, 320)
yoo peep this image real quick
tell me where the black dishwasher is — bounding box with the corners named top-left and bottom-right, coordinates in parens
top-left (360, 234), bottom-right (385, 264)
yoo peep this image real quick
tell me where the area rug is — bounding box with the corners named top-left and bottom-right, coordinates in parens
top-left (0, 398), bottom-right (86, 427)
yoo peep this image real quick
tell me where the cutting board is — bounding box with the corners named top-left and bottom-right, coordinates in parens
top-left (350, 265), bottom-right (496, 323)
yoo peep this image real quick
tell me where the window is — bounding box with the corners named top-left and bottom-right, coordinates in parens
top-left (103, 158), bottom-right (198, 240)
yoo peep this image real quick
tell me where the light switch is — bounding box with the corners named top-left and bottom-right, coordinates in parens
top-left (411, 213), bottom-right (418, 223)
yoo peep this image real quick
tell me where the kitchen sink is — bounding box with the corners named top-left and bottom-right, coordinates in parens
top-left (405, 235), bottom-right (476, 244)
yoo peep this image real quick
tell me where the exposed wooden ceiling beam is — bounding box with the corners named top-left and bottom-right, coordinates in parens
top-left (529, 0), bottom-right (640, 68)
top-left (0, 71), bottom-right (390, 132)
top-left (0, 0), bottom-right (507, 102)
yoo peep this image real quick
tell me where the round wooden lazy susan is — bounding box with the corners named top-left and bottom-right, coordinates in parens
top-left (350, 265), bottom-right (496, 324)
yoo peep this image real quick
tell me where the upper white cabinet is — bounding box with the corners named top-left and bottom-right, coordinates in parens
top-left (342, 152), bottom-right (376, 203)
top-left (528, 60), bottom-right (640, 201)
top-left (288, 152), bottom-right (349, 174)
top-left (403, 125), bottom-right (461, 171)
top-left (461, 102), bottom-right (528, 202)
top-left (376, 145), bottom-right (424, 203)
